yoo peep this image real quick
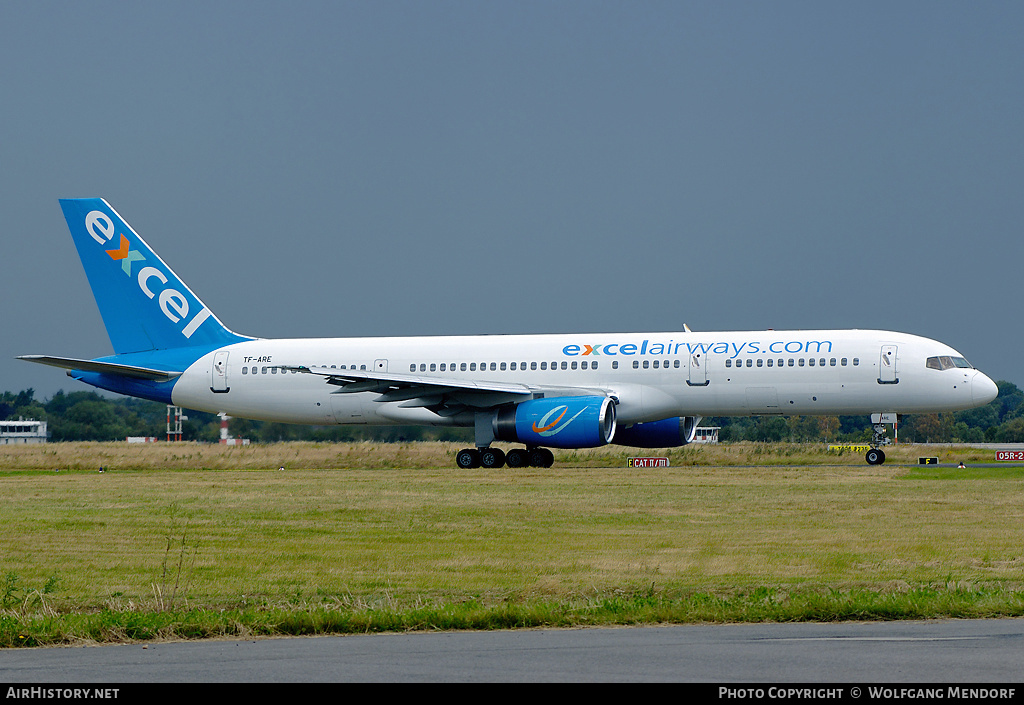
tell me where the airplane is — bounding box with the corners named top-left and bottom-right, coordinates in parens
top-left (20, 198), bottom-right (999, 468)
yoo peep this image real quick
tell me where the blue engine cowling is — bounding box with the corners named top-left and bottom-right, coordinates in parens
top-left (612, 416), bottom-right (701, 448)
top-left (493, 396), bottom-right (616, 449)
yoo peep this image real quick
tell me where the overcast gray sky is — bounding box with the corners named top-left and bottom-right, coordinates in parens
top-left (3, 1), bottom-right (1022, 400)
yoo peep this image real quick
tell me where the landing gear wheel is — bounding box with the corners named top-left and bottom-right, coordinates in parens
top-left (456, 448), bottom-right (481, 469)
top-left (866, 448), bottom-right (886, 466)
top-left (480, 447), bottom-right (506, 469)
top-left (528, 448), bottom-right (554, 468)
top-left (505, 449), bottom-right (528, 468)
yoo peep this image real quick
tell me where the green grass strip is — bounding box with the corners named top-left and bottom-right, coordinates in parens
top-left (5, 585), bottom-right (1024, 648)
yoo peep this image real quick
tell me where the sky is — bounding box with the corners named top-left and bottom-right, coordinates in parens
top-left (2, 1), bottom-right (1023, 401)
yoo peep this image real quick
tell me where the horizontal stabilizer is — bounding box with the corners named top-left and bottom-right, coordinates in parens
top-left (17, 355), bottom-right (182, 381)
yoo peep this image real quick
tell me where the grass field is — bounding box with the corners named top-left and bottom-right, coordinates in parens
top-left (2, 441), bottom-right (1023, 646)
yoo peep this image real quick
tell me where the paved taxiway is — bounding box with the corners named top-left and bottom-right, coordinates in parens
top-left (2, 619), bottom-right (1022, 682)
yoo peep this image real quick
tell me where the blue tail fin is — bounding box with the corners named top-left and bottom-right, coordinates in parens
top-left (59, 198), bottom-right (251, 354)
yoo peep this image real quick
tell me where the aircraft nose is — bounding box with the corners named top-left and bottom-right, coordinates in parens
top-left (973, 372), bottom-right (998, 405)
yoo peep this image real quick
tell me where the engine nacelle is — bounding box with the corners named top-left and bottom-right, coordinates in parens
top-left (612, 416), bottom-right (701, 448)
top-left (493, 396), bottom-right (616, 449)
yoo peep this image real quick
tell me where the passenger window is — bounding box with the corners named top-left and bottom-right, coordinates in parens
top-left (420, 364), bottom-right (426, 372)
top-left (841, 358), bottom-right (848, 366)
top-left (461, 363), bottom-right (467, 371)
top-left (612, 361), bottom-right (618, 369)
top-left (500, 362), bottom-right (507, 371)
top-left (746, 360), bottom-right (752, 368)
top-left (540, 362), bottom-right (547, 370)
top-left (674, 360), bottom-right (680, 368)
top-left (242, 367), bottom-right (248, 375)
top-left (581, 361), bottom-right (588, 369)
top-left (853, 358), bottom-right (860, 366)
top-left (592, 361), bottom-right (598, 370)
top-left (440, 363), bottom-right (446, 372)
top-left (430, 363), bottom-right (436, 372)
top-left (830, 358), bottom-right (836, 366)
top-left (652, 360), bottom-right (659, 369)
top-left (726, 359), bottom-right (732, 368)
top-left (490, 363), bottom-right (497, 371)
top-left (819, 358), bottom-right (825, 367)
top-left (809, 358), bottom-right (815, 366)
top-left (787, 359), bottom-right (794, 367)
top-left (633, 360), bottom-right (639, 369)
top-left (531, 362), bottom-right (537, 370)
top-left (798, 359), bottom-right (805, 367)
top-left (470, 363), bottom-right (477, 371)
top-left (561, 362), bottom-right (568, 370)
top-left (767, 359), bottom-right (773, 367)
top-left (571, 361), bottom-right (578, 370)
top-left (643, 360), bottom-right (649, 369)
top-left (262, 367), bottom-right (268, 374)
top-left (510, 362), bottom-right (516, 371)
top-left (757, 359), bottom-right (763, 367)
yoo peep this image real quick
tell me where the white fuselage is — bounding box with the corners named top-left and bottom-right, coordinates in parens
top-left (169, 329), bottom-right (997, 426)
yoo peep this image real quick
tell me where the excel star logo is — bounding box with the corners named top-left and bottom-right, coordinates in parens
top-left (105, 233), bottom-right (145, 275)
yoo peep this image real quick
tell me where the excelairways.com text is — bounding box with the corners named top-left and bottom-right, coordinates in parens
top-left (563, 339), bottom-right (835, 359)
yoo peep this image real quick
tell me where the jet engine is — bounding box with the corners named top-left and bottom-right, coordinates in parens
top-left (612, 416), bottom-right (701, 448)
top-left (492, 396), bottom-right (616, 449)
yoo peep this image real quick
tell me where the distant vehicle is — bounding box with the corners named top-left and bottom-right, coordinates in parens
top-left (21, 199), bottom-right (998, 467)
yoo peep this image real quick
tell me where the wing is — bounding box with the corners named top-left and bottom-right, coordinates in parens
top-left (289, 365), bottom-right (611, 415)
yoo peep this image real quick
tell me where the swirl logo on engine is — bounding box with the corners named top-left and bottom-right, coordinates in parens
top-left (532, 405), bottom-right (587, 437)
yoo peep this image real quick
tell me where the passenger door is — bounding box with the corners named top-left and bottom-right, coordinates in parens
top-left (878, 345), bottom-right (898, 384)
top-left (211, 351), bottom-right (230, 393)
top-left (687, 351), bottom-right (709, 386)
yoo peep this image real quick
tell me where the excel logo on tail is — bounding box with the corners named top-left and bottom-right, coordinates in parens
top-left (85, 210), bottom-right (212, 339)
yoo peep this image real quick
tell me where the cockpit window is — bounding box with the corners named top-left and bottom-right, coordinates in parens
top-left (926, 356), bottom-right (973, 370)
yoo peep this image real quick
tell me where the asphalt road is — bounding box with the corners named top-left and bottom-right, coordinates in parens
top-left (2, 619), bottom-right (1023, 683)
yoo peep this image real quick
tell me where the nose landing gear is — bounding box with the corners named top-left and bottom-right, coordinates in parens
top-left (866, 412), bottom-right (897, 465)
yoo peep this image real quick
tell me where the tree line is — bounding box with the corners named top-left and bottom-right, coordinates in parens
top-left (3, 381), bottom-right (1024, 445)
top-left (0, 389), bottom-right (471, 443)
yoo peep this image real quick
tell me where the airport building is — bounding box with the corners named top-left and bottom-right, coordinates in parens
top-left (693, 426), bottom-right (720, 444)
top-left (0, 419), bottom-right (48, 444)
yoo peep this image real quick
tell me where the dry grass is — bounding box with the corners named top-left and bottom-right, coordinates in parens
top-left (0, 439), bottom-right (999, 472)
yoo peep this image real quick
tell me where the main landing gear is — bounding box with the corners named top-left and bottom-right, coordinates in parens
top-left (866, 412), bottom-right (897, 465)
top-left (455, 447), bottom-right (555, 469)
